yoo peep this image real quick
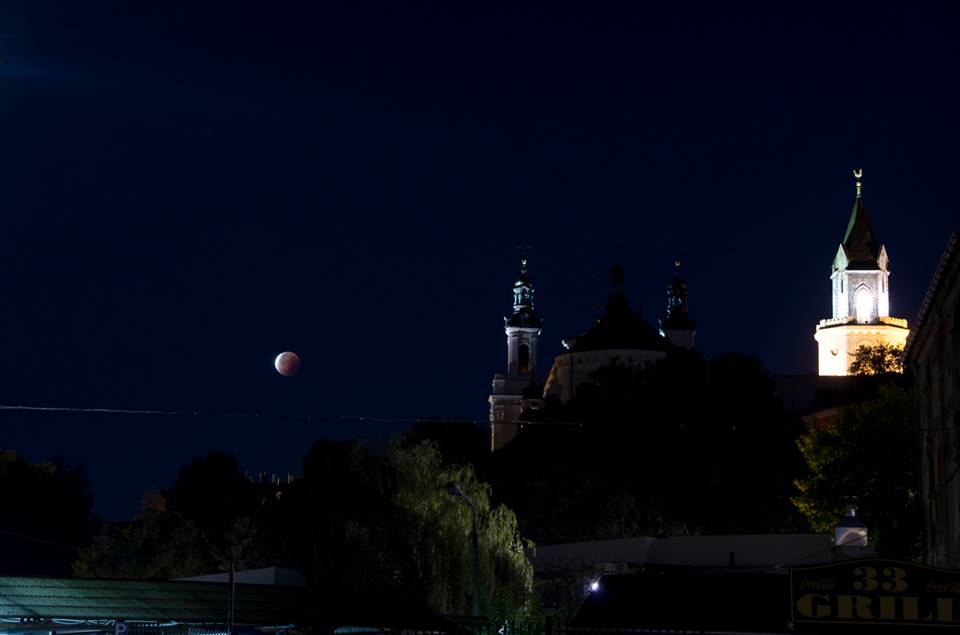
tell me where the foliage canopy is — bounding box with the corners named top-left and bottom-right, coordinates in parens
top-left (849, 343), bottom-right (904, 375)
top-left (792, 384), bottom-right (920, 558)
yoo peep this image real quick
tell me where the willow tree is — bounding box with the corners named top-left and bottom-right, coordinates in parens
top-left (280, 439), bottom-right (535, 619)
top-left (386, 441), bottom-right (534, 618)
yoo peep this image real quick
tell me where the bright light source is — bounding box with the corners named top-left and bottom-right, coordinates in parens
top-left (589, 580), bottom-right (600, 592)
top-left (855, 287), bottom-right (873, 324)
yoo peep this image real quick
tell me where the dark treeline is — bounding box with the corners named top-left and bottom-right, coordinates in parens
top-left (0, 441), bottom-right (533, 618)
top-left (481, 351), bottom-right (806, 544)
top-left (1, 347), bottom-right (917, 618)
top-left (0, 450), bottom-right (93, 576)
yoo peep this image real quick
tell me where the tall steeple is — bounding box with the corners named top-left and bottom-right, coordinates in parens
top-left (814, 170), bottom-right (908, 376)
top-left (659, 259), bottom-right (697, 350)
top-left (839, 169), bottom-right (882, 269)
top-left (490, 258), bottom-right (544, 450)
top-left (507, 259), bottom-right (541, 329)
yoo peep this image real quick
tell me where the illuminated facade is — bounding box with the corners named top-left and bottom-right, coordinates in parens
top-left (489, 259), bottom-right (543, 450)
top-left (814, 171), bottom-right (909, 375)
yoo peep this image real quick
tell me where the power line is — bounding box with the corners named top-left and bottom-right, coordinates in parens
top-left (0, 528), bottom-right (83, 552)
top-left (0, 404), bottom-right (477, 424)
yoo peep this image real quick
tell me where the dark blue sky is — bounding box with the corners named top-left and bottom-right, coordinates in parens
top-left (0, 1), bottom-right (957, 518)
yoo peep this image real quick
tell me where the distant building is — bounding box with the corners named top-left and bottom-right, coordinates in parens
top-left (659, 259), bottom-right (697, 350)
top-left (905, 232), bottom-right (960, 569)
top-left (488, 259), bottom-right (544, 451)
top-left (814, 171), bottom-right (909, 375)
top-left (489, 259), bottom-right (695, 451)
top-left (542, 263), bottom-right (675, 403)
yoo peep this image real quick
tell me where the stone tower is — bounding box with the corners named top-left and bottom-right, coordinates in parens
top-left (814, 170), bottom-right (909, 375)
top-left (489, 259), bottom-right (542, 450)
top-left (659, 259), bottom-right (697, 350)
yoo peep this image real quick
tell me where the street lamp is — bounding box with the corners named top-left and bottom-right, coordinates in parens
top-left (446, 481), bottom-right (481, 617)
top-left (834, 504), bottom-right (868, 547)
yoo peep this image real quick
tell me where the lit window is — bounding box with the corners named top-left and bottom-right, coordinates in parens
top-left (855, 287), bottom-right (873, 324)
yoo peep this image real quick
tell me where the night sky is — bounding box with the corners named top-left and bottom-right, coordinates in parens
top-left (1, 1), bottom-right (957, 518)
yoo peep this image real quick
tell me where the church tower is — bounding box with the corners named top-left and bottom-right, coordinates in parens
top-left (659, 259), bottom-right (697, 350)
top-left (489, 259), bottom-right (543, 451)
top-left (814, 170), bottom-right (909, 375)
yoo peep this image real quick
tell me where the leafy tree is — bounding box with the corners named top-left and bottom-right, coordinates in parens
top-left (165, 451), bottom-right (258, 544)
top-left (792, 384), bottom-right (920, 558)
top-left (278, 440), bottom-right (534, 617)
top-left (387, 442), bottom-right (533, 617)
top-left (73, 508), bottom-right (214, 578)
top-left (849, 343), bottom-right (904, 375)
top-left (0, 450), bottom-right (93, 575)
top-left (488, 352), bottom-right (802, 543)
top-left (74, 452), bottom-right (267, 579)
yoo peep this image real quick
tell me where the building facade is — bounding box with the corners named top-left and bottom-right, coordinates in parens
top-left (542, 263), bottom-right (676, 402)
top-left (488, 259), bottom-right (543, 451)
top-left (814, 171), bottom-right (909, 375)
top-left (489, 260), bottom-right (695, 450)
top-left (659, 259), bottom-right (697, 350)
top-left (905, 232), bottom-right (960, 569)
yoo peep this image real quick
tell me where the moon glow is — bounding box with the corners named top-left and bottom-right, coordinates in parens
top-left (274, 351), bottom-right (301, 376)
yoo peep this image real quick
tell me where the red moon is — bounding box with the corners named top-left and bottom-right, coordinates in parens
top-left (274, 351), bottom-right (300, 376)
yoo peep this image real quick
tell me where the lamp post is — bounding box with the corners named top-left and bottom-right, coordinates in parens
top-left (833, 503), bottom-right (874, 559)
top-left (446, 482), bottom-right (481, 617)
top-left (834, 504), bottom-right (869, 546)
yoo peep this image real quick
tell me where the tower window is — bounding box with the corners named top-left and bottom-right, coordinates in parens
top-left (518, 344), bottom-right (530, 374)
top-left (855, 287), bottom-right (873, 324)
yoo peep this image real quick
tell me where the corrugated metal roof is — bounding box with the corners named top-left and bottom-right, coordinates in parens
top-left (0, 577), bottom-right (299, 624)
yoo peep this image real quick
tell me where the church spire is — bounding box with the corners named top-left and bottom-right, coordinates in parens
top-left (659, 258), bottom-right (696, 349)
top-left (842, 169), bottom-right (881, 267)
top-left (506, 258), bottom-right (541, 328)
top-left (815, 170), bottom-right (906, 376)
top-left (666, 258), bottom-right (689, 319)
top-left (491, 257), bottom-right (544, 450)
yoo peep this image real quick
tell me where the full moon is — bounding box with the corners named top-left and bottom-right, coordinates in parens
top-left (274, 351), bottom-right (301, 376)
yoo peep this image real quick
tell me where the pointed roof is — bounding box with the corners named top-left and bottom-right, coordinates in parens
top-left (839, 171), bottom-right (882, 270)
top-left (842, 197), bottom-right (881, 268)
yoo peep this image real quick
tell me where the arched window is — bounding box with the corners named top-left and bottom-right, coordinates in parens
top-left (518, 344), bottom-right (530, 374)
top-left (855, 286), bottom-right (873, 324)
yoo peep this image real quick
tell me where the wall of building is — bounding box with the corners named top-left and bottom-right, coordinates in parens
top-left (542, 349), bottom-right (668, 402)
top-left (910, 238), bottom-right (960, 569)
top-left (814, 321), bottom-right (909, 376)
top-left (535, 534), bottom-right (834, 574)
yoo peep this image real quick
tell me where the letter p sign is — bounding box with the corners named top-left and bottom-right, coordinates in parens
top-left (114, 621), bottom-right (127, 635)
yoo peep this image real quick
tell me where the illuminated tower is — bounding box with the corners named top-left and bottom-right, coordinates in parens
top-left (489, 259), bottom-right (542, 451)
top-left (814, 170), bottom-right (909, 375)
top-left (659, 259), bottom-right (697, 350)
